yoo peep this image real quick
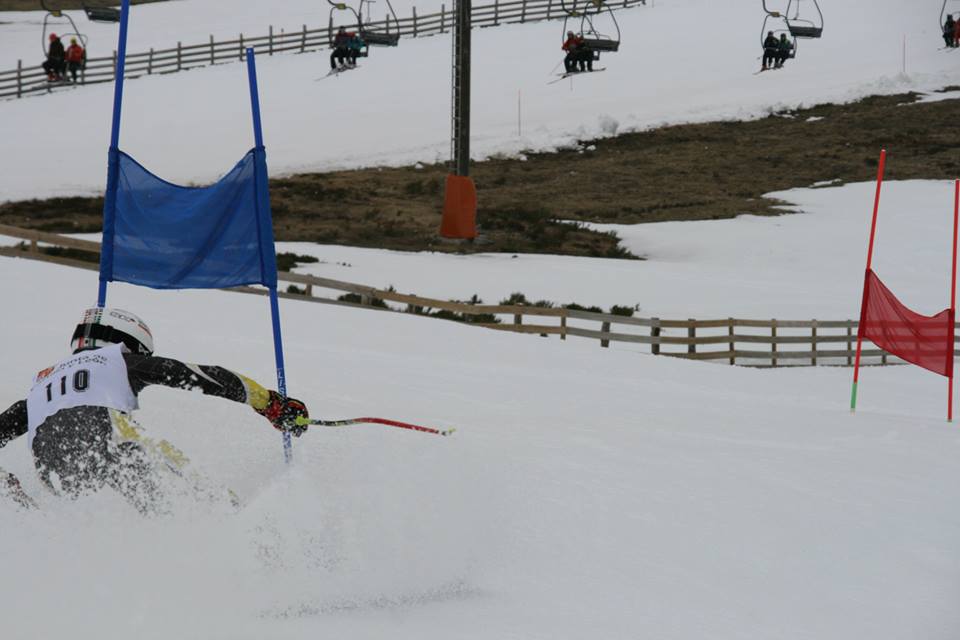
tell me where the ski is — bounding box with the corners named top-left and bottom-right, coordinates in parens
top-left (548, 67), bottom-right (606, 85)
top-left (296, 415), bottom-right (456, 436)
top-left (318, 63), bottom-right (360, 80)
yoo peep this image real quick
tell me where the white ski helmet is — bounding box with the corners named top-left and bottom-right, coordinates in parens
top-left (71, 307), bottom-right (154, 356)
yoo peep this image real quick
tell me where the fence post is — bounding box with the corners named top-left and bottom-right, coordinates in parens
top-left (547, 0), bottom-right (553, 19)
top-left (728, 318), bottom-right (735, 365)
top-left (301, 25), bottom-right (307, 53)
top-left (882, 350), bottom-right (888, 365)
top-left (513, 311), bottom-right (523, 327)
top-left (239, 34), bottom-right (244, 61)
top-left (112, 50), bottom-right (117, 81)
top-left (601, 321), bottom-right (610, 348)
top-left (148, 48), bottom-right (154, 74)
top-left (811, 320), bottom-right (818, 366)
top-left (847, 322), bottom-right (853, 366)
top-left (771, 319), bottom-right (778, 367)
top-left (494, 0), bottom-right (500, 25)
top-left (441, 4), bottom-right (446, 32)
top-left (560, 310), bottom-right (567, 340)
top-left (687, 320), bottom-right (696, 355)
top-left (521, 0), bottom-right (527, 22)
top-left (177, 41), bottom-right (182, 71)
top-left (269, 25), bottom-right (274, 55)
top-left (210, 35), bottom-right (215, 64)
top-left (16, 59), bottom-right (22, 99)
top-left (413, 7), bottom-right (418, 36)
top-left (651, 318), bottom-right (661, 355)
top-left (305, 284), bottom-right (313, 297)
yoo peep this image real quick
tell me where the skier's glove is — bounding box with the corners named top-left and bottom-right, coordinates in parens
top-left (255, 391), bottom-right (309, 437)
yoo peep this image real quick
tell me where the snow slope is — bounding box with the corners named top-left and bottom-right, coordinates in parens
top-left (1, 254), bottom-right (960, 640)
top-left (1, 0), bottom-right (957, 202)
top-left (2, 3), bottom-right (960, 637)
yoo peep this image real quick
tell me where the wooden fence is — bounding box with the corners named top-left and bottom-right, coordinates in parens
top-left (0, 0), bottom-right (648, 100)
top-left (0, 223), bottom-right (933, 368)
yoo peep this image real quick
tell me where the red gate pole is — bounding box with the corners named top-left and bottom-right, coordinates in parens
top-left (949, 179), bottom-right (959, 422)
top-left (851, 149), bottom-right (887, 412)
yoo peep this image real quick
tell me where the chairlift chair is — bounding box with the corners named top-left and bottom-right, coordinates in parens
top-left (357, 0), bottom-right (400, 46)
top-left (328, 2), bottom-right (370, 58)
top-left (763, 0), bottom-right (823, 39)
top-left (39, 1), bottom-right (88, 58)
top-left (760, 13), bottom-right (797, 60)
top-left (81, 2), bottom-right (121, 23)
top-left (560, 0), bottom-right (620, 60)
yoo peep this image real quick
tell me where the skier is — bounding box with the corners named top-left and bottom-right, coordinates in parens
top-left (42, 33), bottom-right (66, 82)
top-left (954, 16), bottom-right (960, 48)
top-left (0, 308), bottom-right (309, 511)
top-left (65, 37), bottom-right (86, 83)
top-left (347, 31), bottom-right (366, 66)
top-left (775, 33), bottom-right (794, 68)
top-left (330, 27), bottom-right (354, 70)
top-left (761, 30), bottom-right (779, 71)
top-left (944, 15), bottom-right (957, 48)
top-left (562, 31), bottom-right (592, 73)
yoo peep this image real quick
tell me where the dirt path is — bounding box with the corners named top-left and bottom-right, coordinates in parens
top-left (2, 90), bottom-right (957, 258)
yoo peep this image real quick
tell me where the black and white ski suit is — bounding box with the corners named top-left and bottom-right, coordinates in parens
top-left (0, 345), bottom-right (270, 508)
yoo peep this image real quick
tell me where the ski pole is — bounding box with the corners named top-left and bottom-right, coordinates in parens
top-left (295, 416), bottom-right (456, 436)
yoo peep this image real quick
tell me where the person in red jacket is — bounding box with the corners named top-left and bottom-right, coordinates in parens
top-left (562, 30), bottom-right (592, 73)
top-left (953, 17), bottom-right (960, 48)
top-left (65, 37), bottom-right (86, 83)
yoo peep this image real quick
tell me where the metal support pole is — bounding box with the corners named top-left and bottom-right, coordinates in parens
top-left (247, 48), bottom-right (292, 463)
top-left (452, 0), bottom-right (471, 176)
top-left (98, 0), bottom-right (132, 308)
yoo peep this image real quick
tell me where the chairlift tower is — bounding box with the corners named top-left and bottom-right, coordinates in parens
top-left (451, 0), bottom-right (470, 177)
top-left (440, 0), bottom-right (478, 238)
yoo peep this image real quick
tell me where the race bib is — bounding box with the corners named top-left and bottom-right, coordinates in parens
top-left (26, 343), bottom-right (138, 446)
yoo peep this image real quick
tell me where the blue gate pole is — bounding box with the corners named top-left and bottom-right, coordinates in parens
top-left (97, 0), bottom-right (132, 307)
top-left (245, 48), bottom-right (292, 463)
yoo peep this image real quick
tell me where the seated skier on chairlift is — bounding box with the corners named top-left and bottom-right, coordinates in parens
top-left (42, 33), bottom-right (66, 82)
top-left (761, 30), bottom-right (779, 71)
top-left (776, 33), bottom-right (793, 68)
top-left (65, 37), bottom-right (86, 83)
top-left (330, 26), bottom-right (357, 70)
top-left (944, 14), bottom-right (957, 47)
top-left (347, 31), bottom-right (366, 65)
top-left (562, 30), bottom-right (593, 73)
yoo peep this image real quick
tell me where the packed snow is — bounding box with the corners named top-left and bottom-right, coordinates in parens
top-left (3, 1), bottom-right (960, 638)
top-left (2, 251), bottom-right (960, 640)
